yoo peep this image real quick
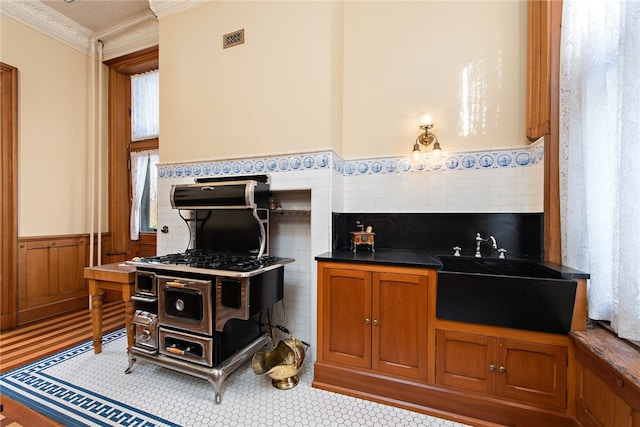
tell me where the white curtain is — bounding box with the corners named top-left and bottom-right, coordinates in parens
top-left (131, 70), bottom-right (159, 141)
top-left (560, 0), bottom-right (640, 341)
top-left (130, 151), bottom-right (148, 241)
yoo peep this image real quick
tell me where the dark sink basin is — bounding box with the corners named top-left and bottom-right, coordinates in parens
top-left (438, 255), bottom-right (560, 278)
top-left (436, 255), bottom-right (577, 334)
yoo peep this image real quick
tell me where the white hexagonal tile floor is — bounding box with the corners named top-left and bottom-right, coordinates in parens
top-left (1, 329), bottom-right (471, 427)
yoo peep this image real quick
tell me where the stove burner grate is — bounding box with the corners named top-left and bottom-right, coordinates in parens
top-left (139, 250), bottom-right (283, 272)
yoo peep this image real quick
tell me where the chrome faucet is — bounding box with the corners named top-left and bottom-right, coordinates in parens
top-left (475, 233), bottom-right (498, 258)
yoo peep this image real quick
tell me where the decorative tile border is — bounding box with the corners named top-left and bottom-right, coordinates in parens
top-left (157, 142), bottom-right (543, 180)
top-left (158, 152), bottom-right (331, 180)
top-left (0, 329), bottom-right (178, 427)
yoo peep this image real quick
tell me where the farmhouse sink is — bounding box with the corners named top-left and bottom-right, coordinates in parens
top-left (436, 255), bottom-right (577, 334)
top-left (438, 255), bottom-right (561, 278)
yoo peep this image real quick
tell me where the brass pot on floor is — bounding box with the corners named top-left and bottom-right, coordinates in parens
top-left (252, 338), bottom-right (305, 390)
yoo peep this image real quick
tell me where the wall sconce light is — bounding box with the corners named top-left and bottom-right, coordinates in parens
top-left (411, 114), bottom-right (442, 165)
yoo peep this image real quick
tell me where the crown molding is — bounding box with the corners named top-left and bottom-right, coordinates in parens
top-left (2, 0), bottom-right (92, 54)
top-left (149, 0), bottom-right (207, 19)
top-left (101, 18), bottom-right (159, 61)
top-left (1, 0), bottom-right (159, 59)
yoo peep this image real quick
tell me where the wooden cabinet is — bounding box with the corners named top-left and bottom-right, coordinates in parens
top-left (576, 360), bottom-right (638, 427)
top-left (320, 265), bottom-right (428, 380)
top-left (314, 259), bottom-right (580, 426)
top-left (573, 328), bottom-right (640, 427)
top-left (435, 329), bottom-right (567, 409)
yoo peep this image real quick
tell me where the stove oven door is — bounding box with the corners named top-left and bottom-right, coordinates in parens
top-left (159, 327), bottom-right (213, 366)
top-left (158, 275), bottom-right (213, 335)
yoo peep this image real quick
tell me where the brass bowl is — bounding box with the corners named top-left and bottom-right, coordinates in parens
top-left (252, 338), bottom-right (306, 390)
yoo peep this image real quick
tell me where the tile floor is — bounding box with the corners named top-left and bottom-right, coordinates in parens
top-left (4, 330), bottom-right (472, 427)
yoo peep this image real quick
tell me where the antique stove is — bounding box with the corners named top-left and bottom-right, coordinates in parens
top-left (125, 175), bottom-right (294, 404)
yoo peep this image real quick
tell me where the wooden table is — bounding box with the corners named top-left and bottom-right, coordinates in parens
top-left (84, 263), bottom-right (136, 353)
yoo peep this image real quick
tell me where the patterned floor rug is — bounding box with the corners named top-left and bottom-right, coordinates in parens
top-left (0, 329), bottom-right (469, 427)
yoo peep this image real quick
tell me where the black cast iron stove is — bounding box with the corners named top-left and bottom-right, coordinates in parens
top-left (125, 175), bottom-right (294, 404)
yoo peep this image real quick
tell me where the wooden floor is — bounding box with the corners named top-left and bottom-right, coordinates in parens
top-left (0, 302), bottom-right (125, 427)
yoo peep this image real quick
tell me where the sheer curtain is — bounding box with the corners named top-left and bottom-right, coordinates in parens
top-left (130, 150), bottom-right (159, 240)
top-left (559, 0), bottom-right (640, 341)
top-left (130, 151), bottom-right (149, 241)
top-left (131, 70), bottom-right (159, 141)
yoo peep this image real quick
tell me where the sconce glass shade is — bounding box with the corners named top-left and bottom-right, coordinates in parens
top-left (411, 142), bottom-right (423, 165)
top-left (432, 141), bottom-right (442, 158)
top-left (411, 117), bottom-right (442, 167)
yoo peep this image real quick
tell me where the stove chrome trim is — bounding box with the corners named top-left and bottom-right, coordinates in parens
top-left (126, 257), bottom-right (294, 278)
top-left (159, 327), bottom-right (213, 367)
top-left (127, 334), bottom-right (272, 404)
top-left (170, 180), bottom-right (265, 210)
top-left (157, 275), bottom-right (213, 336)
top-left (134, 271), bottom-right (157, 296)
top-left (215, 277), bottom-right (250, 332)
top-left (133, 324), bottom-right (159, 353)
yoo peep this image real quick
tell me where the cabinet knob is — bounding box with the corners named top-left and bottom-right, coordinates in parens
top-left (365, 318), bottom-right (371, 325)
top-left (373, 319), bottom-right (379, 326)
top-left (498, 366), bottom-right (506, 373)
top-left (489, 364), bottom-right (496, 372)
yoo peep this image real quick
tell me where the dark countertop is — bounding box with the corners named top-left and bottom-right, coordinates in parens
top-left (315, 248), bottom-right (589, 279)
top-left (315, 248), bottom-right (442, 269)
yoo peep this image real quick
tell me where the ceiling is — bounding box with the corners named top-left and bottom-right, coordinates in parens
top-left (40, 0), bottom-right (153, 34)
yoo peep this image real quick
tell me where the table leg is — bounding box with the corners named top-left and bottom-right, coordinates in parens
top-left (89, 285), bottom-right (105, 354)
top-left (124, 299), bottom-right (136, 350)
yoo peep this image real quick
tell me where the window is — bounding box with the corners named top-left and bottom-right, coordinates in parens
top-left (105, 46), bottom-right (158, 260)
top-left (559, 0), bottom-right (640, 342)
top-left (131, 70), bottom-right (159, 141)
top-left (131, 149), bottom-right (159, 237)
top-left (130, 69), bottom-right (159, 240)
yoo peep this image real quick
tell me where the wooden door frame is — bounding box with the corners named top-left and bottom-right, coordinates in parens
top-left (1, 62), bottom-right (18, 330)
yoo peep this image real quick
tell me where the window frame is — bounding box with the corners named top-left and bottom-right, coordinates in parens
top-left (104, 46), bottom-right (159, 261)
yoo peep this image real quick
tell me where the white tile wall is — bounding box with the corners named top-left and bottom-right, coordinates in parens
top-left (154, 143), bottom-right (543, 361)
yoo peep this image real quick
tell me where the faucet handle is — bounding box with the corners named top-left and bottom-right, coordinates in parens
top-left (498, 248), bottom-right (507, 259)
top-left (453, 246), bottom-right (461, 257)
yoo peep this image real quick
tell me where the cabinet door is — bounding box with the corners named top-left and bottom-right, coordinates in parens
top-left (576, 360), bottom-right (634, 427)
top-left (373, 272), bottom-right (428, 380)
top-left (497, 338), bottom-right (567, 409)
top-left (435, 330), bottom-right (496, 394)
top-left (321, 268), bottom-right (372, 369)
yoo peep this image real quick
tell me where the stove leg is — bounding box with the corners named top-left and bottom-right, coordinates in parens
top-left (205, 334), bottom-right (272, 404)
top-left (125, 349), bottom-right (136, 374)
top-left (207, 370), bottom-right (228, 405)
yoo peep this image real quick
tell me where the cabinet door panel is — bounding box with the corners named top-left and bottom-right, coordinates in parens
top-left (58, 240), bottom-right (86, 294)
top-left (435, 330), bottom-right (496, 394)
top-left (577, 360), bottom-right (634, 427)
top-left (497, 338), bottom-right (567, 408)
top-left (322, 268), bottom-right (372, 368)
top-left (373, 272), bottom-right (427, 380)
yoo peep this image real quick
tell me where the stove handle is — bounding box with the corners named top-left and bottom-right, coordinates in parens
top-left (166, 346), bottom-right (190, 356)
top-left (131, 295), bottom-right (158, 303)
top-left (166, 281), bottom-right (185, 288)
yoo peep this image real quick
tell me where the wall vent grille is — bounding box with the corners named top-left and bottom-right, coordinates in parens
top-left (223, 29), bottom-right (244, 49)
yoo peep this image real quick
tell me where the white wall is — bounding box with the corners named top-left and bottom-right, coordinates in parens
top-left (159, 1), bottom-right (342, 163)
top-left (158, 1), bottom-right (528, 165)
top-left (342, 1), bottom-right (528, 157)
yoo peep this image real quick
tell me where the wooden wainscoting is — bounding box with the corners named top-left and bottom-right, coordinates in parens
top-left (17, 235), bottom-right (88, 326)
top-left (15, 233), bottom-right (112, 327)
